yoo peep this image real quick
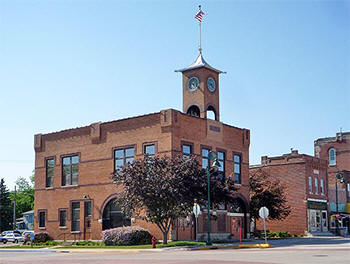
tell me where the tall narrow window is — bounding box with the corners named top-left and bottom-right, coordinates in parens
top-left (234, 154), bottom-right (241, 184)
top-left (329, 148), bottom-right (336, 166)
top-left (71, 202), bottom-right (80, 231)
top-left (202, 148), bottom-right (210, 169)
top-left (217, 151), bottom-right (225, 180)
top-left (115, 147), bottom-right (134, 171)
top-left (182, 144), bottom-right (192, 159)
top-left (144, 144), bottom-right (155, 157)
top-left (347, 183), bottom-right (350, 197)
top-left (309, 177), bottom-right (313, 194)
top-left (46, 158), bottom-right (54, 188)
top-left (320, 179), bottom-right (324, 195)
top-left (315, 178), bottom-right (318, 194)
top-left (62, 155), bottom-right (79, 186)
top-left (59, 210), bottom-right (67, 227)
top-left (84, 201), bottom-right (92, 217)
top-left (39, 211), bottom-right (46, 228)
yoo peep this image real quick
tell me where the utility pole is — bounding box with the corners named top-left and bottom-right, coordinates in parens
top-left (13, 186), bottom-right (16, 231)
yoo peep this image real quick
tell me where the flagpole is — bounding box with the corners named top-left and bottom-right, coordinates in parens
top-left (199, 5), bottom-right (202, 54)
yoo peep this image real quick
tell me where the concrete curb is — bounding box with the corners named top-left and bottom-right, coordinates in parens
top-left (196, 243), bottom-right (272, 250)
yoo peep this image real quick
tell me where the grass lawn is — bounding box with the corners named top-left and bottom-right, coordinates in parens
top-left (58, 241), bottom-right (205, 249)
top-left (0, 245), bottom-right (48, 249)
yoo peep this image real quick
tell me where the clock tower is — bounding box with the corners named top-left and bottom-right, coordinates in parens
top-left (175, 53), bottom-right (225, 121)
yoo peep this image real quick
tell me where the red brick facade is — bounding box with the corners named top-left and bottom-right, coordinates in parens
top-left (250, 150), bottom-right (328, 235)
top-left (34, 55), bottom-right (250, 241)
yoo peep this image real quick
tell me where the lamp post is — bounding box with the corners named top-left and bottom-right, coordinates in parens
top-left (335, 172), bottom-right (345, 236)
top-left (206, 151), bottom-right (221, 246)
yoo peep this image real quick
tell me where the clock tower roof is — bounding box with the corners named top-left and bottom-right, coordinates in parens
top-left (175, 53), bottom-right (225, 74)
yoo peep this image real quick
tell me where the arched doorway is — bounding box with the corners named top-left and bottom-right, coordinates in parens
top-left (228, 197), bottom-right (248, 238)
top-left (102, 198), bottom-right (131, 230)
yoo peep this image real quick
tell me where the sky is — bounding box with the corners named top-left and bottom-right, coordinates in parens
top-left (0, 0), bottom-right (349, 191)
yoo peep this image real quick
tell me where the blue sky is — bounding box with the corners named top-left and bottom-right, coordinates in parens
top-left (0, 0), bottom-right (349, 190)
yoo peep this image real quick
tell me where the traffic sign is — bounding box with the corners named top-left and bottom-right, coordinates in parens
top-left (193, 203), bottom-right (201, 218)
top-left (259, 207), bottom-right (269, 219)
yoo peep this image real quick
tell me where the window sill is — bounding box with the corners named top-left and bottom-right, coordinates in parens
top-left (38, 227), bottom-right (46, 230)
top-left (45, 187), bottom-right (54, 190)
top-left (61, 185), bottom-right (78, 189)
top-left (71, 231), bottom-right (81, 234)
top-left (59, 226), bottom-right (67, 229)
top-left (234, 183), bottom-right (242, 186)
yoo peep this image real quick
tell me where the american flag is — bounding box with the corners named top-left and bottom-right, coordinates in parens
top-left (195, 9), bottom-right (205, 22)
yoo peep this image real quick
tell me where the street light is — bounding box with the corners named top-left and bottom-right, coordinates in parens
top-left (335, 172), bottom-right (345, 236)
top-left (206, 151), bottom-right (221, 246)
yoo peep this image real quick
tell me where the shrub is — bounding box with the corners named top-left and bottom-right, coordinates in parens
top-left (73, 241), bottom-right (104, 246)
top-left (33, 232), bottom-right (52, 243)
top-left (267, 231), bottom-right (291, 238)
top-left (102, 226), bottom-right (152, 246)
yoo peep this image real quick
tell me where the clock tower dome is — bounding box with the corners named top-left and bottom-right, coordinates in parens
top-left (175, 53), bottom-right (225, 121)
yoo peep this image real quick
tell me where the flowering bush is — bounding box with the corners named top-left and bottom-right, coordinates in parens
top-left (102, 226), bottom-right (152, 246)
top-left (33, 232), bottom-right (52, 243)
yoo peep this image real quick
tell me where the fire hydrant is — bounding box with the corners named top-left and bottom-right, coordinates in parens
top-left (152, 236), bottom-right (157, 248)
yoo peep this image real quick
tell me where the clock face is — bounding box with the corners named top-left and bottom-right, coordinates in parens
top-left (188, 77), bottom-right (199, 91)
top-left (207, 77), bottom-right (216, 92)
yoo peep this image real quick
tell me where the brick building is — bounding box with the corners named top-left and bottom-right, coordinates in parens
top-left (314, 131), bottom-right (350, 234)
top-left (250, 150), bottom-right (328, 235)
top-left (34, 52), bottom-right (251, 241)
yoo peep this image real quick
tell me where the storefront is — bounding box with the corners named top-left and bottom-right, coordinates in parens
top-left (307, 199), bottom-right (328, 233)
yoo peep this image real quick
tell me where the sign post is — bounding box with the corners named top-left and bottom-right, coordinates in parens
top-left (259, 207), bottom-right (269, 244)
top-left (193, 202), bottom-right (201, 241)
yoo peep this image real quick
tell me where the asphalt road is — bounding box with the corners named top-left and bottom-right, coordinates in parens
top-left (0, 237), bottom-right (349, 264)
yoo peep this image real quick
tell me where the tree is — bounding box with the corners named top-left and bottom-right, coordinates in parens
top-left (111, 155), bottom-right (237, 244)
top-left (249, 168), bottom-right (291, 221)
top-left (10, 176), bottom-right (34, 219)
top-left (0, 179), bottom-right (13, 232)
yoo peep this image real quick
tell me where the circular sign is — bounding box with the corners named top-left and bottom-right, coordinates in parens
top-left (259, 207), bottom-right (269, 219)
top-left (193, 204), bottom-right (201, 217)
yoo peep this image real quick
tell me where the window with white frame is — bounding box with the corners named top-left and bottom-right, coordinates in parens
top-left (315, 178), bottom-right (318, 194)
top-left (309, 177), bottom-right (313, 194)
top-left (329, 148), bottom-right (336, 166)
top-left (320, 179), bottom-right (324, 195)
top-left (348, 183), bottom-right (350, 197)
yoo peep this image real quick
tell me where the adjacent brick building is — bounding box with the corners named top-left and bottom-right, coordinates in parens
top-left (250, 150), bottom-right (328, 235)
top-left (34, 52), bottom-right (251, 241)
top-left (314, 131), bottom-right (350, 233)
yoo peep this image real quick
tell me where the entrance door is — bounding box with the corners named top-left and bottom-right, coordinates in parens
top-left (321, 211), bottom-right (328, 232)
top-left (309, 210), bottom-right (317, 232)
top-left (315, 211), bottom-right (321, 232)
top-left (84, 201), bottom-right (92, 240)
top-left (231, 218), bottom-right (242, 239)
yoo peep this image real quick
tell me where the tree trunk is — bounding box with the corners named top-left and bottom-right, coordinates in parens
top-left (162, 230), bottom-right (168, 244)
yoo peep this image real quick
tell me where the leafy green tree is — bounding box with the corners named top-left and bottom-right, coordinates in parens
top-left (249, 168), bottom-right (291, 221)
top-left (112, 155), bottom-right (237, 244)
top-left (0, 179), bottom-right (13, 232)
top-left (10, 176), bottom-right (34, 218)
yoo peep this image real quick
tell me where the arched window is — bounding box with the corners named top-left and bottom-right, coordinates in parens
top-left (102, 198), bottom-right (130, 230)
top-left (186, 105), bottom-right (200, 118)
top-left (329, 148), bottom-right (336, 166)
top-left (206, 105), bottom-right (217, 120)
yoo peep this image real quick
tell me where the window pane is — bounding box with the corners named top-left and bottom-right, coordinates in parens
top-left (39, 212), bottom-right (45, 227)
top-left (218, 152), bottom-right (224, 160)
top-left (63, 157), bottom-right (71, 165)
top-left (115, 159), bottom-right (124, 169)
top-left (202, 148), bottom-right (209, 157)
top-left (234, 164), bottom-right (240, 173)
top-left (47, 167), bottom-right (54, 177)
top-left (234, 173), bottom-right (241, 184)
top-left (63, 165), bottom-right (71, 176)
top-left (59, 211), bottom-right (67, 227)
top-left (115, 150), bottom-right (124, 158)
top-left (84, 201), bottom-right (92, 217)
top-left (234, 155), bottom-right (240, 163)
top-left (125, 157), bottom-right (134, 164)
top-left (218, 160), bottom-right (224, 172)
top-left (125, 148), bottom-right (134, 157)
top-left (145, 144), bottom-right (155, 155)
top-left (47, 159), bottom-right (54, 167)
top-left (71, 156), bottom-right (79, 164)
top-left (72, 202), bottom-right (80, 231)
top-left (202, 158), bottom-right (208, 169)
top-left (72, 164), bottom-right (78, 174)
top-left (72, 173), bottom-right (78, 185)
top-left (183, 145), bottom-right (191, 155)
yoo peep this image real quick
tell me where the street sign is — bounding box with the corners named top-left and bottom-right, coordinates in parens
top-left (193, 203), bottom-right (201, 217)
top-left (259, 207), bottom-right (269, 219)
